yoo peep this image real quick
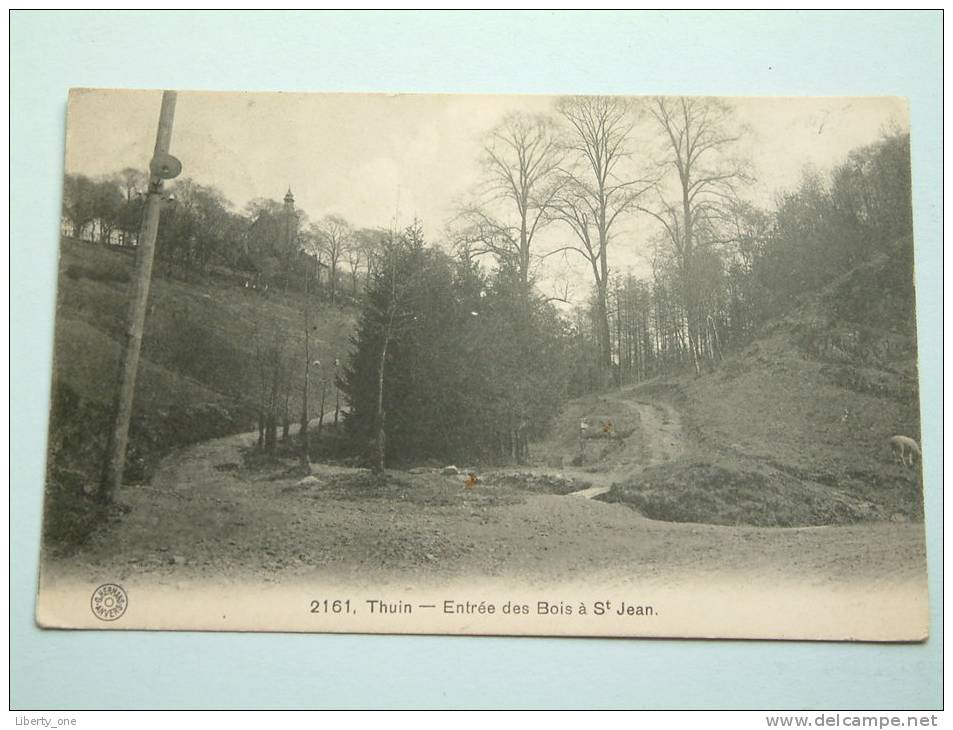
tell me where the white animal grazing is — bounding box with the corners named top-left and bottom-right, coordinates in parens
top-left (889, 435), bottom-right (920, 467)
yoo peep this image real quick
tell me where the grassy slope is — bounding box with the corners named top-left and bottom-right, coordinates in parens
top-left (45, 238), bottom-right (356, 544)
top-left (53, 238), bottom-right (355, 416)
top-left (608, 245), bottom-right (924, 526)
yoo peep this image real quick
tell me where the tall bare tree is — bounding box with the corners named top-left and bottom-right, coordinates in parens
top-left (314, 214), bottom-right (352, 305)
top-left (645, 97), bottom-right (749, 375)
top-left (369, 228), bottom-right (415, 472)
top-left (458, 113), bottom-right (562, 287)
top-left (299, 254), bottom-right (314, 474)
top-left (551, 96), bottom-right (654, 372)
top-left (345, 242), bottom-right (364, 296)
top-left (116, 166), bottom-right (144, 193)
top-left (116, 167), bottom-right (147, 246)
top-left (299, 227), bottom-right (326, 297)
top-left (353, 227), bottom-right (388, 284)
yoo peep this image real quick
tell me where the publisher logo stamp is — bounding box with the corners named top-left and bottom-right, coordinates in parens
top-left (90, 583), bottom-right (127, 621)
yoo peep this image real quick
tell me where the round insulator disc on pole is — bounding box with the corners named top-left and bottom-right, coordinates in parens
top-left (150, 152), bottom-right (182, 180)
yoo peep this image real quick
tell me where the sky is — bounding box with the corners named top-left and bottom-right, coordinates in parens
top-left (64, 89), bottom-right (908, 301)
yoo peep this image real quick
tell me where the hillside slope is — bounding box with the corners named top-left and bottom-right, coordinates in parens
top-left (45, 238), bottom-right (356, 543)
top-left (596, 243), bottom-right (923, 526)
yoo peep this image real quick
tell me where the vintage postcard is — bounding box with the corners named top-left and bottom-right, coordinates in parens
top-left (37, 89), bottom-right (926, 640)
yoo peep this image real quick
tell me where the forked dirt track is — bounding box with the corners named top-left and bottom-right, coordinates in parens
top-left (45, 390), bottom-right (926, 591)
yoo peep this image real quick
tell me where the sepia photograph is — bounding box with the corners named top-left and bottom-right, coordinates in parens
top-left (36, 89), bottom-right (926, 640)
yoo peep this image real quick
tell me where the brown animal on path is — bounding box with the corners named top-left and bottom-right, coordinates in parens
top-left (889, 435), bottom-right (920, 467)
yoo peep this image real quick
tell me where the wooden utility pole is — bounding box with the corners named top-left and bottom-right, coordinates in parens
top-left (100, 91), bottom-right (181, 503)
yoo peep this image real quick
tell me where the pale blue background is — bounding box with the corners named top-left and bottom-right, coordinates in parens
top-left (10, 10), bottom-right (942, 709)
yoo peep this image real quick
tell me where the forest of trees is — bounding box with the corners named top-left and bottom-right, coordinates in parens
top-left (450, 98), bottom-right (912, 388)
top-left (61, 171), bottom-right (383, 304)
top-left (341, 221), bottom-right (571, 469)
top-left (589, 128), bottom-right (914, 384)
top-left (340, 124), bottom-right (912, 469)
top-left (63, 96), bottom-right (914, 471)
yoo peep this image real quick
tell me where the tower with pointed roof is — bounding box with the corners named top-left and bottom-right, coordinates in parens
top-left (282, 186), bottom-right (297, 255)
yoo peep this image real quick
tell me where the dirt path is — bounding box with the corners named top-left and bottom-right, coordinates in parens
top-left (636, 400), bottom-right (684, 466)
top-left (498, 394), bottom-right (685, 498)
top-left (42, 389), bottom-right (926, 595)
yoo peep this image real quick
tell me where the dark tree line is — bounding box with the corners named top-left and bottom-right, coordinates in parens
top-left (62, 168), bottom-right (147, 247)
top-left (342, 222), bottom-right (572, 470)
top-left (61, 172), bottom-right (381, 301)
top-left (568, 131), bottom-right (914, 388)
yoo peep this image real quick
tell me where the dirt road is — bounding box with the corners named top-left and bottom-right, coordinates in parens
top-left (43, 390), bottom-right (927, 595)
top-left (482, 391), bottom-right (685, 499)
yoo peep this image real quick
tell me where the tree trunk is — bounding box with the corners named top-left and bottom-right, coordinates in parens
top-left (373, 340), bottom-right (388, 473)
top-left (266, 348), bottom-right (280, 455)
top-left (300, 270), bottom-right (312, 473)
top-left (317, 381), bottom-right (328, 435)
top-left (281, 360), bottom-right (292, 440)
top-left (615, 285), bottom-right (623, 386)
top-left (264, 415), bottom-right (277, 453)
top-left (519, 218), bottom-right (529, 287)
top-left (314, 254), bottom-right (323, 299)
top-left (595, 281), bottom-right (612, 372)
top-left (256, 339), bottom-right (266, 449)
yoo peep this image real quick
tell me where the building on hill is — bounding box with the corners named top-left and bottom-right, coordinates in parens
top-left (242, 187), bottom-right (301, 289)
top-left (282, 187), bottom-right (297, 255)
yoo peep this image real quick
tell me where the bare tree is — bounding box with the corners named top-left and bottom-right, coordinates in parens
top-left (353, 227), bottom-right (388, 286)
top-left (299, 255), bottom-right (314, 474)
top-left (644, 96), bottom-right (749, 375)
top-left (457, 113), bottom-right (562, 287)
top-left (551, 96), bottom-right (654, 372)
top-left (115, 167), bottom-right (147, 246)
top-left (299, 228), bottom-right (326, 298)
top-left (314, 214), bottom-right (352, 305)
top-left (253, 328), bottom-right (286, 457)
top-left (366, 225), bottom-right (420, 472)
top-left (372, 235), bottom-right (401, 472)
top-left (117, 167), bottom-right (146, 201)
top-left (345, 242), bottom-right (363, 296)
